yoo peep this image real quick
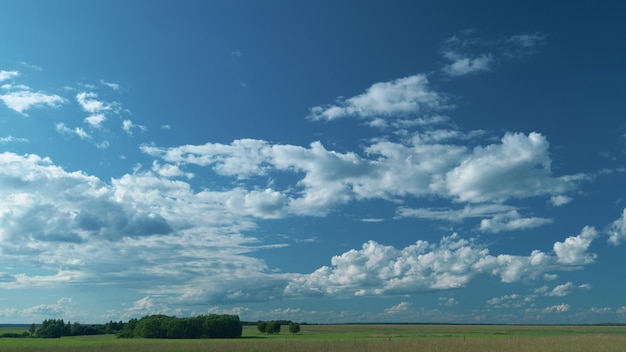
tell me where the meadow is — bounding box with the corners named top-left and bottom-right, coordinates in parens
top-left (1, 324), bottom-right (625, 351)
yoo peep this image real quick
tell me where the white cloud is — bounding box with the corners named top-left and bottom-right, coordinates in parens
top-left (84, 113), bottom-right (107, 128)
top-left (0, 70), bottom-right (19, 82)
top-left (445, 132), bottom-right (579, 203)
top-left (0, 88), bottom-right (66, 115)
top-left (608, 208), bottom-right (626, 245)
top-left (76, 92), bottom-right (112, 113)
top-left (439, 297), bottom-right (459, 307)
top-left (0, 135), bottom-right (29, 143)
top-left (0, 152), bottom-right (292, 305)
top-left (22, 298), bottom-right (74, 316)
top-left (440, 32), bottom-right (546, 77)
top-left (100, 80), bottom-right (120, 90)
top-left (487, 293), bottom-right (535, 309)
top-left (56, 122), bottom-right (91, 140)
top-left (544, 303), bottom-right (569, 313)
top-left (151, 161), bottom-right (194, 180)
top-left (442, 52), bottom-right (493, 76)
top-left (286, 228), bottom-right (597, 298)
top-left (143, 130), bottom-right (583, 219)
top-left (479, 210), bottom-right (553, 233)
top-left (122, 119), bottom-right (147, 135)
top-left (398, 204), bottom-right (516, 222)
top-left (553, 226), bottom-right (598, 265)
top-left (384, 301), bottom-right (413, 314)
top-left (550, 195), bottom-right (573, 207)
top-left (546, 282), bottom-right (574, 297)
top-left (307, 74), bottom-right (448, 123)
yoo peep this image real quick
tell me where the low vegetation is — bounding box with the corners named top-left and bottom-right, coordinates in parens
top-left (1, 323), bottom-right (625, 351)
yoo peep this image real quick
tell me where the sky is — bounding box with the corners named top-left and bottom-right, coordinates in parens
top-left (1, 0), bottom-right (626, 324)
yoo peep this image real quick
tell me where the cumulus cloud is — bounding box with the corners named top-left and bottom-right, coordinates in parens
top-left (553, 226), bottom-right (598, 265)
top-left (84, 113), bottom-right (107, 128)
top-left (487, 293), bottom-right (535, 309)
top-left (546, 282), bottom-right (574, 297)
top-left (0, 152), bottom-right (290, 305)
top-left (445, 132), bottom-right (578, 203)
top-left (479, 210), bottom-right (553, 233)
top-left (76, 92), bottom-right (113, 113)
top-left (384, 301), bottom-right (413, 314)
top-left (307, 74), bottom-right (449, 123)
top-left (544, 303), bottom-right (569, 313)
top-left (285, 229), bottom-right (598, 298)
top-left (143, 130), bottom-right (584, 219)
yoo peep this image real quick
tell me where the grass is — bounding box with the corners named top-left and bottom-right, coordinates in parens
top-left (1, 324), bottom-right (625, 351)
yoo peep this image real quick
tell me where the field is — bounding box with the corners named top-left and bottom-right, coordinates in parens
top-left (1, 324), bottom-right (625, 351)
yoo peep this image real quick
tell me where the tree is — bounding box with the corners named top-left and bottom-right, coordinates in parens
top-left (257, 321), bottom-right (267, 333)
top-left (29, 323), bottom-right (36, 336)
top-left (265, 321), bottom-right (281, 334)
top-left (288, 322), bottom-right (300, 334)
top-left (36, 319), bottom-right (65, 338)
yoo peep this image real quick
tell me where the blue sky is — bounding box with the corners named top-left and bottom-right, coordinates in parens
top-left (1, 1), bottom-right (626, 324)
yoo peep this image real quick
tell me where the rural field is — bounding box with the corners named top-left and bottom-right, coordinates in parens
top-left (1, 324), bottom-right (625, 351)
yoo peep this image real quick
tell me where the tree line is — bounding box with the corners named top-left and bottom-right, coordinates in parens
top-left (119, 314), bottom-right (242, 339)
top-left (33, 319), bottom-right (124, 338)
top-left (2, 315), bottom-right (242, 339)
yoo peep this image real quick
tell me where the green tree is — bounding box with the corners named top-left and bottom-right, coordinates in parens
top-left (36, 319), bottom-right (65, 338)
top-left (29, 323), bottom-right (36, 336)
top-left (265, 321), bottom-right (281, 334)
top-left (257, 321), bottom-right (267, 333)
top-left (288, 322), bottom-right (300, 334)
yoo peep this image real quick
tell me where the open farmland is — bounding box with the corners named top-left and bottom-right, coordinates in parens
top-left (1, 324), bottom-right (625, 351)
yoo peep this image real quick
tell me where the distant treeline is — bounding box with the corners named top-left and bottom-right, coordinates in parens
top-left (119, 314), bottom-right (242, 339)
top-left (1, 315), bottom-right (243, 339)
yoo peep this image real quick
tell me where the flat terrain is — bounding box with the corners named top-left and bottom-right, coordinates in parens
top-left (1, 324), bottom-right (625, 351)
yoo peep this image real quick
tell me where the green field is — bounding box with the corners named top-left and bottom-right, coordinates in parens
top-left (1, 324), bottom-right (625, 351)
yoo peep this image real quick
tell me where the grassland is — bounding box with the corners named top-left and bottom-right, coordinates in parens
top-left (1, 324), bottom-right (625, 351)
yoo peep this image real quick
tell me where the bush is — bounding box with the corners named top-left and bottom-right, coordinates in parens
top-left (289, 322), bottom-right (301, 334)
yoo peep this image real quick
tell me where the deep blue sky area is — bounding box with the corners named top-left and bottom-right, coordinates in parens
top-left (1, 0), bottom-right (626, 324)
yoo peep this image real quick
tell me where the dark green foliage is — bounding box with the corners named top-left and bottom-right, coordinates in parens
top-left (257, 320), bottom-right (287, 334)
top-left (289, 322), bottom-right (301, 334)
top-left (35, 319), bottom-right (65, 338)
top-left (265, 321), bottom-right (281, 334)
top-left (0, 331), bottom-right (30, 338)
top-left (124, 314), bottom-right (242, 339)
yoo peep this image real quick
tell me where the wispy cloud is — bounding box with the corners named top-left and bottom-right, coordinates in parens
top-left (0, 70), bottom-right (19, 82)
top-left (440, 31), bottom-right (547, 77)
top-left (479, 210), bottom-right (553, 233)
top-left (56, 122), bottom-right (91, 140)
top-left (100, 80), bottom-right (120, 90)
top-left (122, 119), bottom-right (147, 135)
top-left (0, 135), bottom-right (29, 143)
